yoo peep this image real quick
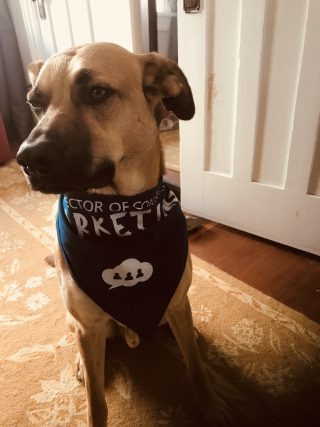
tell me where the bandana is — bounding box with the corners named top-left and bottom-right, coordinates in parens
top-left (56, 180), bottom-right (188, 338)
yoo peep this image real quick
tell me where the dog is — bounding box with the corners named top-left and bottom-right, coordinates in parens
top-left (16, 43), bottom-right (232, 426)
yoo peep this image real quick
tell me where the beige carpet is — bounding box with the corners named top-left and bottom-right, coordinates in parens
top-left (1, 161), bottom-right (320, 427)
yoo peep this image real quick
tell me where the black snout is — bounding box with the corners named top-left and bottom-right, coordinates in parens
top-left (17, 128), bottom-right (114, 194)
top-left (17, 139), bottom-right (59, 177)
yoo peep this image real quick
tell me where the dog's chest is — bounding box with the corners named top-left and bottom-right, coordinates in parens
top-left (56, 181), bottom-right (188, 338)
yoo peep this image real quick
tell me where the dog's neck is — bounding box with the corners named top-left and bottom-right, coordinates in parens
top-left (90, 136), bottom-right (164, 197)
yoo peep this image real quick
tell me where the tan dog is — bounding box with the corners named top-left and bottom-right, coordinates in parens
top-left (17, 43), bottom-right (231, 426)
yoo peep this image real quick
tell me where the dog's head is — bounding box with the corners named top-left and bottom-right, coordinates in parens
top-left (16, 43), bottom-right (194, 195)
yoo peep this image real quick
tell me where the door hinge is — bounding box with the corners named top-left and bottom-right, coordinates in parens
top-left (183, 0), bottom-right (200, 13)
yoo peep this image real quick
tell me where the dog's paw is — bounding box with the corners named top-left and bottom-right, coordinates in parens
top-left (194, 374), bottom-right (237, 427)
top-left (199, 390), bottom-right (235, 427)
top-left (192, 381), bottom-right (234, 426)
top-left (75, 352), bottom-right (84, 383)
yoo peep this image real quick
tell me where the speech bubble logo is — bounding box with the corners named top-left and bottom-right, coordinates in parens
top-left (102, 258), bottom-right (153, 290)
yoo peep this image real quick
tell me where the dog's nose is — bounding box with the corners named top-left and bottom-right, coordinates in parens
top-left (17, 140), bottom-right (58, 177)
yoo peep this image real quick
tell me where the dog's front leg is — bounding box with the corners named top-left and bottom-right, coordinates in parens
top-left (166, 298), bottom-right (234, 426)
top-left (75, 322), bottom-right (107, 427)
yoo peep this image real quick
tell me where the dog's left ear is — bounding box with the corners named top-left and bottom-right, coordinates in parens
top-left (139, 52), bottom-right (195, 120)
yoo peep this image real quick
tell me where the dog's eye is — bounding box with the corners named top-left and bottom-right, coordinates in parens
top-left (90, 86), bottom-right (107, 99)
top-left (86, 86), bottom-right (115, 105)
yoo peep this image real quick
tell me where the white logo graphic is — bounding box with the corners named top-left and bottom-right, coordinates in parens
top-left (102, 258), bottom-right (153, 290)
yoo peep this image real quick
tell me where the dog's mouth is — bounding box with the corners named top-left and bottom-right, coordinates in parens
top-left (24, 160), bottom-right (115, 194)
top-left (29, 180), bottom-right (107, 195)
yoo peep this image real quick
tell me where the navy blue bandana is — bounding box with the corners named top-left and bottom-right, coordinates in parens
top-left (56, 180), bottom-right (188, 338)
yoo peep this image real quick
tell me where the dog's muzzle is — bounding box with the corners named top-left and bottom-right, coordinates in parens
top-left (17, 137), bottom-right (59, 178)
top-left (16, 136), bottom-right (115, 194)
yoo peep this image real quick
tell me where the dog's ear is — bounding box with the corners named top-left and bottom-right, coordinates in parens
top-left (139, 52), bottom-right (195, 120)
top-left (28, 60), bottom-right (44, 86)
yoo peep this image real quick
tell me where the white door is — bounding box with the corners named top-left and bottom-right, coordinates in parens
top-left (178, 0), bottom-right (320, 256)
top-left (10, 0), bottom-right (142, 71)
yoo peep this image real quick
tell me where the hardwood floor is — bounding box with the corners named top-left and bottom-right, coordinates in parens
top-left (161, 129), bottom-right (180, 172)
top-left (189, 221), bottom-right (320, 324)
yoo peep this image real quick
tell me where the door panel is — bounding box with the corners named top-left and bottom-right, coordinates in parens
top-left (178, 0), bottom-right (320, 255)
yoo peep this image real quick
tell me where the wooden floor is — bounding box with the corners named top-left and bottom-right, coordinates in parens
top-left (188, 221), bottom-right (320, 324)
top-left (160, 129), bottom-right (180, 172)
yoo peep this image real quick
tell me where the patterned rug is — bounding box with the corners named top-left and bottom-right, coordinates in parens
top-left (1, 161), bottom-right (320, 427)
